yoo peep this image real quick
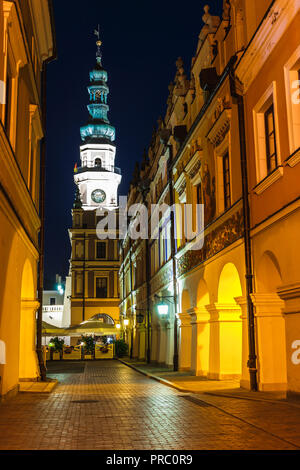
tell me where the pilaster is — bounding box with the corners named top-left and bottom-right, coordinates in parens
top-left (251, 293), bottom-right (287, 392)
top-left (137, 325), bottom-right (146, 361)
top-left (178, 312), bottom-right (192, 371)
top-left (206, 302), bottom-right (242, 380)
top-left (189, 307), bottom-right (210, 376)
top-left (235, 296), bottom-right (250, 389)
top-left (277, 283), bottom-right (300, 397)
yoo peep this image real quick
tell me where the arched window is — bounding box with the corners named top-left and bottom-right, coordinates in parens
top-left (91, 314), bottom-right (114, 325)
top-left (94, 158), bottom-right (102, 167)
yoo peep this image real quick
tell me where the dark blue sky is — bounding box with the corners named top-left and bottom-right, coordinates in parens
top-left (44, 0), bottom-right (222, 284)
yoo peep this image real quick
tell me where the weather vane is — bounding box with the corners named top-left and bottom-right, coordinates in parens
top-left (94, 24), bottom-right (102, 64)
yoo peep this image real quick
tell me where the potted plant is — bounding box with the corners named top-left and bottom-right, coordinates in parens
top-left (49, 337), bottom-right (64, 360)
top-left (113, 339), bottom-right (129, 358)
top-left (81, 335), bottom-right (95, 360)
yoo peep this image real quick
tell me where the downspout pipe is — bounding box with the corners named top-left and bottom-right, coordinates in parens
top-left (230, 58), bottom-right (258, 391)
top-left (145, 209), bottom-right (151, 364)
top-left (167, 144), bottom-right (179, 372)
top-left (36, 0), bottom-right (57, 381)
top-left (82, 232), bottom-right (86, 322)
top-left (129, 239), bottom-right (134, 359)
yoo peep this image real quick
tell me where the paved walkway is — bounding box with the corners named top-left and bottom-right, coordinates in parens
top-left (0, 360), bottom-right (299, 450)
top-left (120, 359), bottom-right (289, 403)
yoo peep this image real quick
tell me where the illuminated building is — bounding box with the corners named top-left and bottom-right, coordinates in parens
top-left (68, 32), bottom-right (121, 340)
top-left (236, 0), bottom-right (300, 397)
top-left (120, 0), bottom-right (300, 395)
top-left (0, 0), bottom-right (55, 398)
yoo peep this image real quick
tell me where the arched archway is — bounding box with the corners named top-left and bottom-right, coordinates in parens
top-left (19, 259), bottom-right (39, 381)
top-left (94, 158), bottom-right (102, 167)
top-left (181, 289), bottom-right (191, 313)
top-left (256, 250), bottom-right (282, 293)
top-left (254, 251), bottom-right (286, 390)
top-left (0, 232), bottom-right (26, 395)
top-left (218, 262), bottom-right (242, 302)
top-left (208, 262), bottom-right (243, 380)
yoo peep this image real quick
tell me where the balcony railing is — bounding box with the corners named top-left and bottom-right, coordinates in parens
top-left (43, 306), bottom-right (64, 313)
top-left (76, 165), bottom-right (121, 175)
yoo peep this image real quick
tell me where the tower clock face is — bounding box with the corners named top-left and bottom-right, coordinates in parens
top-left (91, 189), bottom-right (106, 204)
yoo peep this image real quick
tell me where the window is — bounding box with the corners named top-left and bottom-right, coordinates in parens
top-left (264, 105), bottom-right (278, 174)
top-left (284, 47), bottom-right (300, 154)
top-left (159, 229), bottom-right (164, 266)
top-left (253, 82), bottom-right (281, 185)
top-left (96, 278), bottom-right (107, 298)
top-left (222, 152), bottom-right (231, 210)
top-left (165, 221), bottom-right (172, 261)
top-left (4, 61), bottom-right (13, 135)
top-left (96, 241), bottom-right (106, 259)
top-left (50, 298), bottom-right (56, 306)
top-left (196, 184), bottom-right (202, 205)
top-left (95, 158), bottom-right (102, 167)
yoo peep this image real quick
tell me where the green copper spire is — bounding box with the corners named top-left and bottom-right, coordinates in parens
top-left (80, 28), bottom-right (116, 144)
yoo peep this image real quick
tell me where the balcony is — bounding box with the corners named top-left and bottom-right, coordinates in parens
top-left (76, 165), bottom-right (121, 175)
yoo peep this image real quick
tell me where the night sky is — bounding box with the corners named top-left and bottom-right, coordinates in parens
top-left (44, 0), bottom-right (222, 285)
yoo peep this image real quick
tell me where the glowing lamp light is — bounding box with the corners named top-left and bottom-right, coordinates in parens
top-left (124, 319), bottom-right (129, 326)
top-left (157, 301), bottom-right (169, 316)
top-left (116, 324), bottom-right (121, 330)
top-left (57, 284), bottom-right (64, 295)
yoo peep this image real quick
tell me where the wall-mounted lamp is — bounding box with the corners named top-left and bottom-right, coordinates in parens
top-left (157, 301), bottom-right (169, 316)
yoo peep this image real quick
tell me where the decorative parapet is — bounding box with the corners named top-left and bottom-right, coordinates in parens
top-left (177, 206), bottom-right (243, 277)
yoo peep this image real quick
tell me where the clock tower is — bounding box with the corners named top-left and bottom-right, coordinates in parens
top-left (74, 33), bottom-right (121, 210)
top-left (68, 30), bottom-right (122, 339)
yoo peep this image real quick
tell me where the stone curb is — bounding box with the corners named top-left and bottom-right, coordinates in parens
top-left (118, 359), bottom-right (300, 408)
top-left (203, 391), bottom-right (300, 408)
top-left (118, 359), bottom-right (203, 394)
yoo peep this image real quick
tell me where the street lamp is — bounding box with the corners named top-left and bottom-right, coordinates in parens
top-left (124, 319), bottom-right (129, 326)
top-left (116, 323), bottom-right (121, 330)
top-left (57, 284), bottom-right (64, 295)
top-left (156, 301), bottom-right (169, 316)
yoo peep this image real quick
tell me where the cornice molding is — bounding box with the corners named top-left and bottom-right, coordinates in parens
top-left (253, 167), bottom-right (284, 195)
top-left (286, 148), bottom-right (300, 168)
top-left (236, 0), bottom-right (300, 92)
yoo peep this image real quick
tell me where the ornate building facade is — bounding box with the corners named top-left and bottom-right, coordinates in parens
top-left (68, 34), bottom-right (121, 339)
top-left (120, 0), bottom-right (300, 396)
top-left (0, 0), bottom-right (55, 398)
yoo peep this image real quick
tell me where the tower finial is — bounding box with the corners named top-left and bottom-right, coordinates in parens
top-left (94, 25), bottom-right (102, 65)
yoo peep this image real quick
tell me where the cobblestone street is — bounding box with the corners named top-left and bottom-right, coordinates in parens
top-left (0, 360), bottom-right (299, 450)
